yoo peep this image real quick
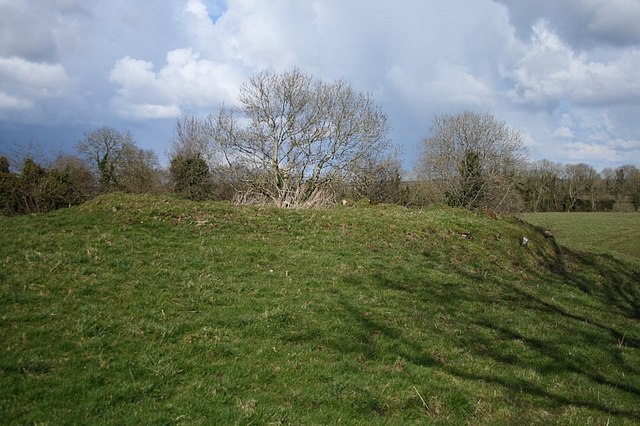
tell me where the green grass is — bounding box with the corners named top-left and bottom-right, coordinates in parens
top-left (1, 193), bottom-right (639, 424)
top-left (521, 212), bottom-right (640, 262)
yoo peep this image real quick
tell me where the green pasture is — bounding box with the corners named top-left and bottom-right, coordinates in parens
top-left (1, 194), bottom-right (639, 424)
top-left (521, 212), bottom-right (640, 262)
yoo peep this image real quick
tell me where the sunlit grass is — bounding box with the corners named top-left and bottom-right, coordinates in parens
top-left (521, 212), bottom-right (640, 262)
top-left (1, 193), bottom-right (639, 424)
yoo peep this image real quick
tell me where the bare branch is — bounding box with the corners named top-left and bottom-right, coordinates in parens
top-left (207, 68), bottom-right (392, 207)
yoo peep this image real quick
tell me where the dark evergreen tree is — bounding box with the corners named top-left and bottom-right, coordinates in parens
top-left (170, 154), bottom-right (213, 200)
top-left (445, 150), bottom-right (485, 209)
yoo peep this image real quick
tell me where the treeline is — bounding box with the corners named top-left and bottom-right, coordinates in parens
top-left (409, 164), bottom-right (640, 213)
top-left (519, 161), bottom-right (640, 212)
top-left (3, 131), bottom-right (637, 216)
top-left (1, 69), bottom-right (639, 215)
top-left (411, 110), bottom-right (639, 213)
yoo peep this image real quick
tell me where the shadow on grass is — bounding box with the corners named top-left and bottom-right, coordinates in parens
top-left (562, 249), bottom-right (640, 321)
top-left (532, 223), bottom-right (640, 322)
top-left (333, 244), bottom-right (640, 421)
top-left (505, 282), bottom-right (640, 350)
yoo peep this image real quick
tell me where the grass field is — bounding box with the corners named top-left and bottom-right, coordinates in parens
top-left (1, 193), bottom-right (639, 424)
top-left (521, 212), bottom-right (640, 262)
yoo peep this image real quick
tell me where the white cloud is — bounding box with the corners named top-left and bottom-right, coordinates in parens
top-left (181, 0), bottom-right (221, 57)
top-left (109, 99), bottom-right (181, 120)
top-left (526, 106), bottom-right (640, 167)
top-left (0, 56), bottom-right (70, 95)
top-left (519, 131), bottom-right (539, 148)
top-left (427, 62), bottom-right (494, 106)
top-left (186, 0), bottom-right (209, 18)
top-left (561, 141), bottom-right (620, 163)
top-left (553, 126), bottom-right (574, 139)
top-left (503, 21), bottom-right (640, 107)
top-left (559, 139), bottom-right (640, 165)
top-left (109, 48), bottom-right (242, 119)
top-left (109, 57), bottom-right (156, 92)
top-left (0, 56), bottom-right (70, 115)
top-left (204, 0), bottom-right (309, 70)
top-left (388, 61), bottom-right (494, 109)
top-left (610, 138), bottom-right (640, 151)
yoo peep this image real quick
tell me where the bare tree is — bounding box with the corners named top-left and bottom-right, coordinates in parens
top-left (417, 111), bottom-right (527, 212)
top-left (344, 151), bottom-right (405, 204)
top-left (628, 166), bottom-right (640, 211)
top-left (51, 154), bottom-right (97, 203)
top-left (169, 115), bottom-right (238, 201)
top-left (113, 144), bottom-right (163, 194)
top-left (520, 159), bottom-right (565, 212)
top-left (170, 116), bottom-right (212, 163)
top-left (611, 165), bottom-right (640, 210)
top-left (77, 127), bottom-right (163, 194)
top-left (206, 68), bottom-right (392, 208)
top-left (563, 163), bottom-right (599, 211)
top-left (76, 127), bottom-right (133, 191)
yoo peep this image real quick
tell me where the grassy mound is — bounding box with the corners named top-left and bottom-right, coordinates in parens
top-left (1, 193), bottom-right (639, 424)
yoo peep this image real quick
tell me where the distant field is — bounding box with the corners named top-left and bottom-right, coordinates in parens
top-left (521, 212), bottom-right (640, 262)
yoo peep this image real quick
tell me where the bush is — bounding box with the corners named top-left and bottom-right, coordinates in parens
top-left (52, 155), bottom-right (97, 204)
top-left (170, 154), bottom-right (213, 201)
top-left (596, 198), bottom-right (615, 212)
top-left (0, 157), bottom-right (84, 215)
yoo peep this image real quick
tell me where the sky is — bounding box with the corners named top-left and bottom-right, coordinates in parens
top-left (1, 0), bottom-right (639, 172)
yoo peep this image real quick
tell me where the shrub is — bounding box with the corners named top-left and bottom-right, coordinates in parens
top-left (170, 154), bottom-right (213, 201)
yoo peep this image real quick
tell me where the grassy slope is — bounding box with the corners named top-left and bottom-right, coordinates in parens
top-left (521, 212), bottom-right (640, 262)
top-left (1, 193), bottom-right (639, 424)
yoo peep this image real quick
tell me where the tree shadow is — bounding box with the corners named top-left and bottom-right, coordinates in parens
top-left (504, 282), bottom-right (640, 350)
top-left (529, 223), bottom-right (640, 322)
top-left (470, 319), bottom-right (640, 396)
top-left (560, 249), bottom-right (640, 321)
top-left (328, 241), bottom-right (640, 421)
